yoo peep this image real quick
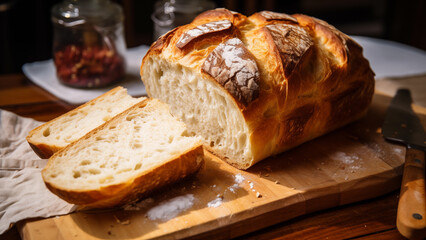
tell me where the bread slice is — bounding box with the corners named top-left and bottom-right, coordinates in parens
top-left (26, 87), bottom-right (146, 158)
top-left (42, 98), bottom-right (204, 208)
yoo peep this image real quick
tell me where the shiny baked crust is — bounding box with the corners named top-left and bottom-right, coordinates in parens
top-left (141, 9), bottom-right (375, 169)
top-left (201, 37), bottom-right (260, 106)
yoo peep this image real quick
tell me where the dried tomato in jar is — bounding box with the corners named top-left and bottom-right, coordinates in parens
top-left (51, 0), bottom-right (126, 88)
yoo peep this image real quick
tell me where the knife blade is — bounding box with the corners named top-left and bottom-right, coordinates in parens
top-left (382, 88), bottom-right (426, 239)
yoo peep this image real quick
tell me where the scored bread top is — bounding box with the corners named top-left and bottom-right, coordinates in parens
top-left (143, 8), bottom-right (374, 111)
top-left (201, 37), bottom-right (260, 106)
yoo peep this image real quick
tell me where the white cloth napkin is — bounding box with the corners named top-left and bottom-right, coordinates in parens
top-left (22, 45), bottom-right (150, 105)
top-left (0, 110), bottom-right (75, 235)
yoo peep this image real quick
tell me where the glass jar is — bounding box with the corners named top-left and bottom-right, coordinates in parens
top-left (152, 0), bottom-right (215, 40)
top-left (51, 0), bottom-right (126, 88)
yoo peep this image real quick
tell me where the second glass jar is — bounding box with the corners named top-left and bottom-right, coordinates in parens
top-left (51, 0), bottom-right (126, 88)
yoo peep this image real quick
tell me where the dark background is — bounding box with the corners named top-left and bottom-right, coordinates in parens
top-left (0, 0), bottom-right (425, 75)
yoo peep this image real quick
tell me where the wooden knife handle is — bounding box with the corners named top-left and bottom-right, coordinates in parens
top-left (397, 147), bottom-right (426, 239)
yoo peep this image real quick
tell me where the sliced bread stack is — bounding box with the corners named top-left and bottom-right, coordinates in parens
top-left (27, 89), bottom-right (204, 208)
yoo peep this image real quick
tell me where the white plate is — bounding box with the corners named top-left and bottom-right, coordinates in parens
top-left (351, 36), bottom-right (426, 79)
top-left (22, 45), bottom-right (149, 105)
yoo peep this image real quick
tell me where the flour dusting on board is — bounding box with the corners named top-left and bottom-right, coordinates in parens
top-left (331, 152), bottom-right (359, 164)
top-left (147, 194), bottom-right (194, 221)
top-left (393, 148), bottom-right (403, 154)
top-left (207, 197), bottom-right (223, 208)
top-left (330, 151), bottom-right (362, 172)
top-left (235, 173), bottom-right (245, 184)
top-left (228, 173), bottom-right (245, 193)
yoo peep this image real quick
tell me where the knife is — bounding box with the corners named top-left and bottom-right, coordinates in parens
top-left (382, 88), bottom-right (426, 239)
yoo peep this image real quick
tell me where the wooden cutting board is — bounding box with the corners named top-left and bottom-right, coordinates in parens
top-left (18, 92), bottom-right (426, 240)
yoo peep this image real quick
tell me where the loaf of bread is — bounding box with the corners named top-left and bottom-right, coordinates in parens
top-left (42, 98), bottom-right (204, 208)
top-left (140, 9), bottom-right (375, 169)
top-left (26, 87), bottom-right (145, 158)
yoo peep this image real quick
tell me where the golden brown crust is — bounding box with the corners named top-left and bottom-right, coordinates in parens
top-left (27, 142), bottom-right (57, 159)
top-left (201, 37), bottom-right (260, 106)
top-left (43, 145), bottom-right (204, 208)
top-left (193, 8), bottom-right (246, 25)
top-left (264, 23), bottom-right (314, 77)
top-left (293, 14), bottom-right (354, 65)
top-left (253, 11), bottom-right (298, 23)
top-left (176, 19), bottom-right (233, 49)
top-left (140, 9), bottom-right (375, 168)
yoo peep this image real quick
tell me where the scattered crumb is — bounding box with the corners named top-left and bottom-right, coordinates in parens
top-left (264, 173), bottom-right (270, 177)
top-left (123, 205), bottom-right (140, 211)
top-left (121, 220), bottom-right (130, 225)
top-left (274, 180), bottom-right (280, 184)
top-left (256, 192), bottom-right (262, 198)
top-left (264, 166), bottom-right (272, 172)
top-left (248, 181), bottom-right (256, 192)
top-left (123, 197), bottom-right (154, 211)
top-left (114, 215), bottom-right (130, 225)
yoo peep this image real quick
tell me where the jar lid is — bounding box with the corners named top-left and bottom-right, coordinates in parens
top-left (51, 0), bottom-right (123, 27)
top-left (152, 0), bottom-right (215, 27)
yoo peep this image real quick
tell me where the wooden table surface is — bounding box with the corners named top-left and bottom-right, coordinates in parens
top-left (1, 73), bottom-right (425, 240)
